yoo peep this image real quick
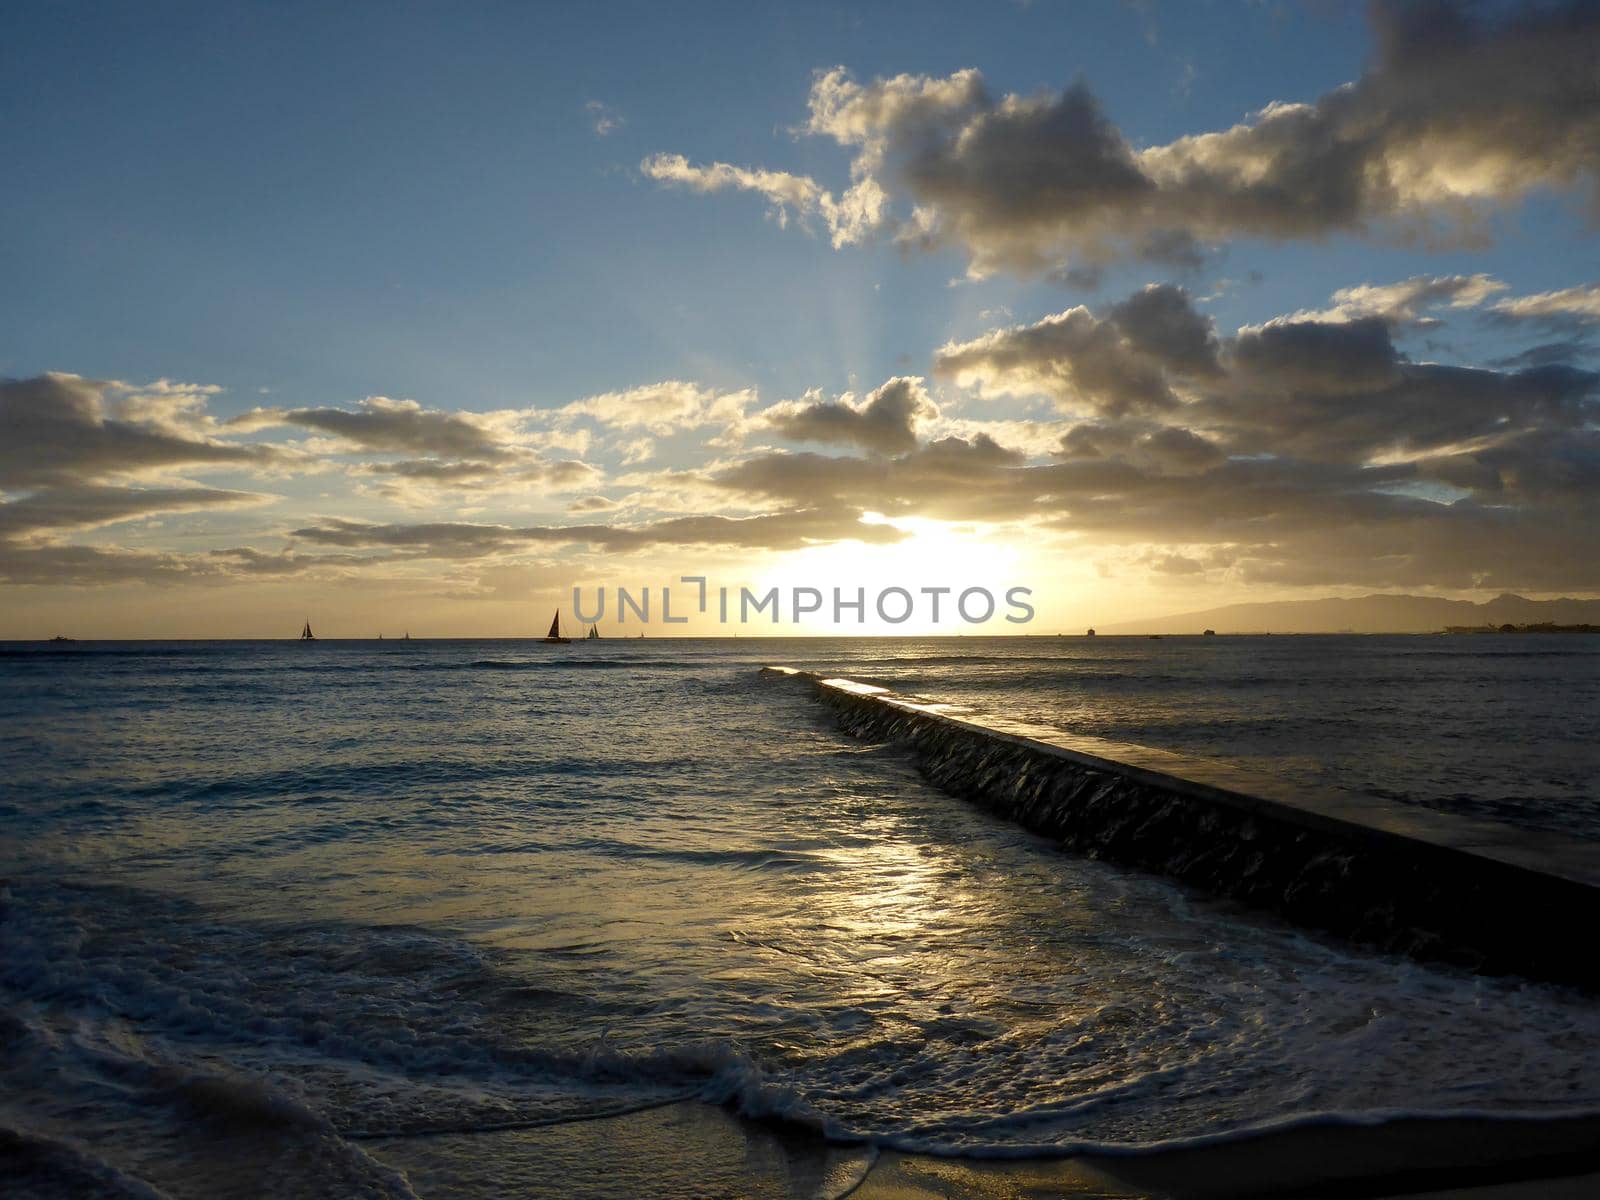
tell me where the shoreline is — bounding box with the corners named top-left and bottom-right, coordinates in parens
top-left (360, 1100), bottom-right (1600, 1200)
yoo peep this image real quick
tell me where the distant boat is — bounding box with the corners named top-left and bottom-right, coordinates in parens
top-left (49, 635), bottom-right (75, 643)
top-left (300, 621), bottom-right (315, 641)
top-left (403, 631), bottom-right (411, 641)
top-left (586, 624), bottom-right (600, 640)
top-left (542, 611), bottom-right (571, 644)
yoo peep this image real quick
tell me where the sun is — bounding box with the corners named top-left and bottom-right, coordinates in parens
top-left (751, 514), bottom-right (1027, 634)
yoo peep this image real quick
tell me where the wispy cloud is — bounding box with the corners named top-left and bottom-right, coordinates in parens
top-left (585, 99), bottom-right (624, 136)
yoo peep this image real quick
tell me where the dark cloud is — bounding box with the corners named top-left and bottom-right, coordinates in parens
top-left (936, 305), bottom-right (1179, 417)
top-left (1201, 360), bottom-right (1596, 464)
top-left (254, 396), bottom-right (514, 460)
top-left (0, 374), bottom-right (292, 589)
top-left (1136, 425), bottom-right (1227, 474)
top-left (1053, 421), bottom-right (1227, 474)
top-left (1229, 317), bottom-right (1401, 394)
top-left (0, 485), bottom-right (267, 539)
top-left (1108, 284), bottom-right (1221, 377)
top-left (895, 81), bottom-right (1152, 267)
top-left (765, 377), bottom-right (935, 454)
top-left (648, 2), bottom-right (1600, 274)
top-left (0, 373), bottom-right (270, 488)
top-left (939, 291), bottom-right (1597, 469)
top-left (1419, 427), bottom-right (1600, 508)
top-left (936, 286), bottom-right (1215, 416)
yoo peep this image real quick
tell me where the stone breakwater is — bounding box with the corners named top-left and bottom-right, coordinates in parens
top-left (765, 667), bottom-right (1600, 990)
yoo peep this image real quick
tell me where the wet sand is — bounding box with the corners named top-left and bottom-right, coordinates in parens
top-left (363, 1101), bottom-right (1600, 1200)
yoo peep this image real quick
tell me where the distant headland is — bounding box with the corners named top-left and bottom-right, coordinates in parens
top-left (1102, 593), bottom-right (1600, 636)
top-left (1442, 622), bottom-right (1600, 635)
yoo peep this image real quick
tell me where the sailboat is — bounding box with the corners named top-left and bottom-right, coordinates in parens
top-left (300, 620), bottom-right (315, 641)
top-left (586, 624), bottom-right (600, 640)
top-left (542, 611), bottom-right (571, 644)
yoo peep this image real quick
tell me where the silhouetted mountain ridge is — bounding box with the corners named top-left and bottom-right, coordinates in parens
top-left (1101, 593), bottom-right (1600, 634)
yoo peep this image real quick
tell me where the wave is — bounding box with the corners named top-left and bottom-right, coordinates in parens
top-left (692, 1059), bottom-right (1600, 1162)
top-left (9, 871), bottom-right (1600, 1182)
top-left (0, 1123), bottom-right (174, 1200)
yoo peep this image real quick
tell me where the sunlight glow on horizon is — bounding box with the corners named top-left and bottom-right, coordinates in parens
top-left (750, 516), bottom-right (1032, 635)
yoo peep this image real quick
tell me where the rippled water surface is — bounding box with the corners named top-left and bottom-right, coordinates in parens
top-left (3, 636), bottom-right (1598, 1197)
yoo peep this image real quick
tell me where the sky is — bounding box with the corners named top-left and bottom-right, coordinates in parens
top-left (2, 0), bottom-right (1597, 637)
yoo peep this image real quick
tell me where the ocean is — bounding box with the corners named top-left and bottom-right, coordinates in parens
top-left (3, 635), bottom-right (1599, 1198)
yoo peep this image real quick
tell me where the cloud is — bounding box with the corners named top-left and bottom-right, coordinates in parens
top-left (0, 542), bottom-right (218, 587)
top-left (763, 376), bottom-right (936, 454)
top-left (290, 507), bottom-right (906, 556)
top-left (11, 265), bottom-right (1599, 598)
top-left (246, 396), bottom-right (516, 460)
top-left (1489, 283), bottom-right (1600, 331)
top-left (356, 459), bottom-right (503, 484)
top-left (713, 434), bottom-right (1034, 522)
top-left (0, 485), bottom-right (270, 539)
top-left (0, 373), bottom-right (294, 589)
top-left (712, 282), bottom-right (1600, 588)
top-left (1295, 273), bottom-right (1507, 326)
top-left (0, 541), bottom-right (371, 587)
top-left (557, 381), bottom-right (756, 438)
top-left (646, 2), bottom-right (1600, 275)
top-left (585, 100), bottom-right (624, 136)
top-left (1107, 284), bottom-right (1222, 376)
top-left (1147, 551), bottom-right (1205, 576)
top-left (1230, 316), bottom-right (1402, 394)
top-left (1489, 340), bottom-right (1598, 369)
top-left (1205, 358), bottom-right (1595, 465)
top-left (1058, 423), bottom-right (1226, 476)
top-left (352, 457), bottom-right (601, 502)
top-left (0, 373), bottom-right (272, 488)
top-left (230, 395), bottom-right (612, 501)
top-left (934, 285), bottom-right (1214, 416)
top-left (643, 154), bottom-right (832, 239)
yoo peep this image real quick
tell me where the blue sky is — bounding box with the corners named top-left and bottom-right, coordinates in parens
top-left (8, 0), bottom-right (1576, 404)
top-left (2, 1), bottom-right (1597, 635)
